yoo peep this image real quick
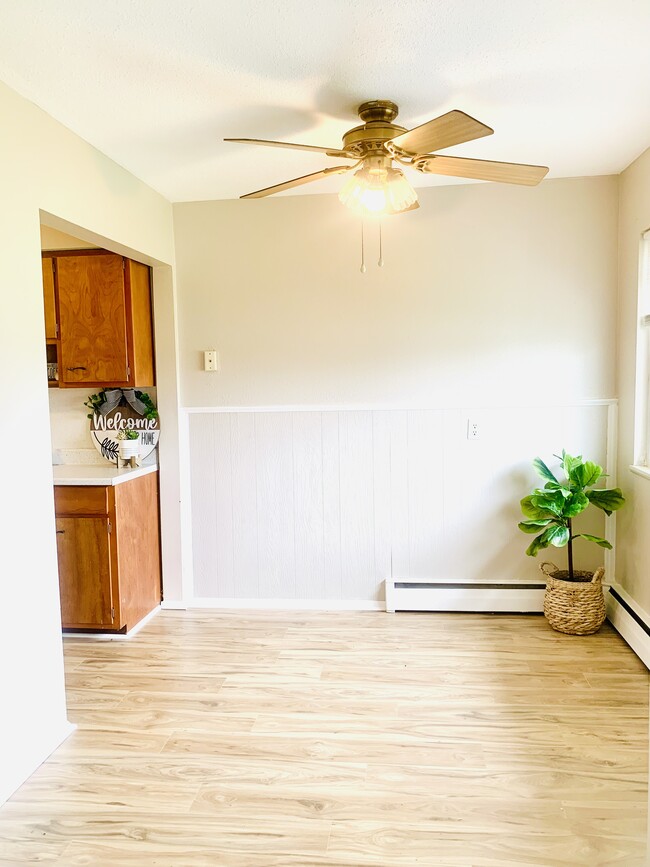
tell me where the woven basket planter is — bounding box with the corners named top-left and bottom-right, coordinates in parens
top-left (540, 562), bottom-right (606, 635)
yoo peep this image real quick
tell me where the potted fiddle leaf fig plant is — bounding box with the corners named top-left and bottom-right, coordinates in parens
top-left (518, 451), bottom-right (625, 634)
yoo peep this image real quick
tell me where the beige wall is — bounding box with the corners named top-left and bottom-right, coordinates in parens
top-left (174, 176), bottom-right (618, 409)
top-left (0, 80), bottom-right (181, 803)
top-left (616, 146), bottom-right (650, 614)
top-left (175, 177), bottom-right (620, 602)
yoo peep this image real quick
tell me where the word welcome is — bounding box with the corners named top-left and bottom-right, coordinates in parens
top-left (93, 411), bottom-right (158, 431)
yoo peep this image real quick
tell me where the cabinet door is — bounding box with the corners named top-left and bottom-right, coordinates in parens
top-left (42, 257), bottom-right (57, 339)
top-left (56, 517), bottom-right (115, 628)
top-left (126, 259), bottom-right (156, 386)
top-left (58, 254), bottom-right (129, 386)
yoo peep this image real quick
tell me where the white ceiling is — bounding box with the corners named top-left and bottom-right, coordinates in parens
top-left (2, 1), bottom-right (650, 202)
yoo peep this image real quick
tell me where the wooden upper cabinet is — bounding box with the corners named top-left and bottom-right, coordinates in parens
top-left (42, 257), bottom-right (57, 339)
top-left (48, 250), bottom-right (156, 388)
top-left (58, 253), bottom-right (129, 386)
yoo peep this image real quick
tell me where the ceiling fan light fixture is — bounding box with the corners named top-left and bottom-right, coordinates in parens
top-left (231, 101), bottom-right (549, 206)
top-left (338, 164), bottom-right (417, 217)
top-left (385, 168), bottom-right (418, 213)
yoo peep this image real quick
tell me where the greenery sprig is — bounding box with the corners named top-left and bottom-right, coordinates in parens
top-left (84, 391), bottom-right (106, 420)
top-left (134, 390), bottom-right (159, 421)
top-left (84, 390), bottom-right (158, 421)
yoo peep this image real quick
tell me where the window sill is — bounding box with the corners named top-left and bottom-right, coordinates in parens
top-left (629, 465), bottom-right (650, 481)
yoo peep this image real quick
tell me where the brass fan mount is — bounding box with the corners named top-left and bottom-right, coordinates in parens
top-left (357, 100), bottom-right (400, 123)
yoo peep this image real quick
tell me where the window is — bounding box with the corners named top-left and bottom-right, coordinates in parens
top-left (634, 230), bottom-right (650, 466)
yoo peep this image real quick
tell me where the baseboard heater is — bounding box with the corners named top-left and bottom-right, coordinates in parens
top-left (606, 583), bottom-right (650, 669)
top-left (385, 578), bottom-right (546, 613)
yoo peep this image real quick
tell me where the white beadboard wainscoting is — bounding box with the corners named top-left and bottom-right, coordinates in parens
top-left (187, 402), bottom-right (614, 607)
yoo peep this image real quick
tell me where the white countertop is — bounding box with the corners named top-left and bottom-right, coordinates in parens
top-left (52, 463), bottom-right (157, 486)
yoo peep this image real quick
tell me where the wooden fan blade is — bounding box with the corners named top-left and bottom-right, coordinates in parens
top-left (241, 165), bottom-right (354, 199)
top-left (415, 155), bottom-right (549, 186)
top-left (388, 110), bottom-right (493, 156)
top-left (225, 138), bottom-right (353, 158)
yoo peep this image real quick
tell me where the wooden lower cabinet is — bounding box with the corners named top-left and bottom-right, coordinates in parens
top-left (54, 472), bottom-right (161, 632)
top-left (56, 516), bottom-right (114, 627)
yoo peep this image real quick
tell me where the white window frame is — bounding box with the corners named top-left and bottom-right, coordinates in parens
top-left (633, 229), bottom-right (650, 468)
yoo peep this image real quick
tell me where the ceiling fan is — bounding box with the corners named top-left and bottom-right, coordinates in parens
top-left (225, 100), bottom-right (549, 217)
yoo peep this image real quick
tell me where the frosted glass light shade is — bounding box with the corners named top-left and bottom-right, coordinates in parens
top-left (339, 166), bottom-right (417, 216)
top-left (385, 169), bottom-right (418, 213)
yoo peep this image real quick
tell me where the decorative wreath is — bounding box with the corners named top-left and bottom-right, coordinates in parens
top-left (84, 389), bottom-right (158, 421)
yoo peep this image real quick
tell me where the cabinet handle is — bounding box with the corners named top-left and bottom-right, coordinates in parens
top-left (67, 366), bottom-right (87, 371)
top-left (56, 530), bottom-right (65, 534)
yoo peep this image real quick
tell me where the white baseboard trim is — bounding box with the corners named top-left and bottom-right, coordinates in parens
top-left (606, 582), bottom-right (650, 669)
top-left (187, 597), bottom-right (384, 611)
top-left (161, 600), bottom-right (189, 610)
top-left (385, 578), bottom-right (545, 614)
top-left (126, 604), bottom-right (161, 635)
top-left (0, 720), bottom-right (76, 806)
top-left (62, 605), bottom-right (161, 641)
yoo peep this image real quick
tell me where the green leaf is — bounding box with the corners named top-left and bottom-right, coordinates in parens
top-left (533, 457), bottom-right (558, 484)
top-left (526, 531), bottom-right (551, 557)
top-left (520, 495), bottom-right (556, 520)
top-left (561, 452), bottom-right (583, 477)
top-left (543, 482), bottom-right (571, 498)
top-left (546, 524), bottom-right (570, 548)
top-left (518, 520), bottom-right (553, 534)
top-left (526, 524), bottom-right (565, 556)
top-left (562, 492), bottom-right (589, 518)
top-left (570, 460), bottom-right (603, 490)
top-left (587, 488), bottom-right (626, 516)
top-left (572, 533), bottom-right (613, 549)
top-left (531, 489), bottom-right (566, 516)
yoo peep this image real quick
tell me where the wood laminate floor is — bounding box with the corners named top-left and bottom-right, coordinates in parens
top-left (1, 611), bottom-right (648, 866)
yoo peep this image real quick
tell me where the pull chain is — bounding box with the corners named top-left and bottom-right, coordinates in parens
top-left (359, 220), bottom-right (386, 272)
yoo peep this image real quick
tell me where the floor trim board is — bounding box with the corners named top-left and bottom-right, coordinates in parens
top-left (62, 605), bottom-right (161, 641)
top-left (188, 598), bottom-right (384, 611)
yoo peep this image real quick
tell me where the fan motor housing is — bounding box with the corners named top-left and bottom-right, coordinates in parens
top-left (341, 100), bottom-right (406, 157)
top-left (342, 121), bottom-right (407, 157)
